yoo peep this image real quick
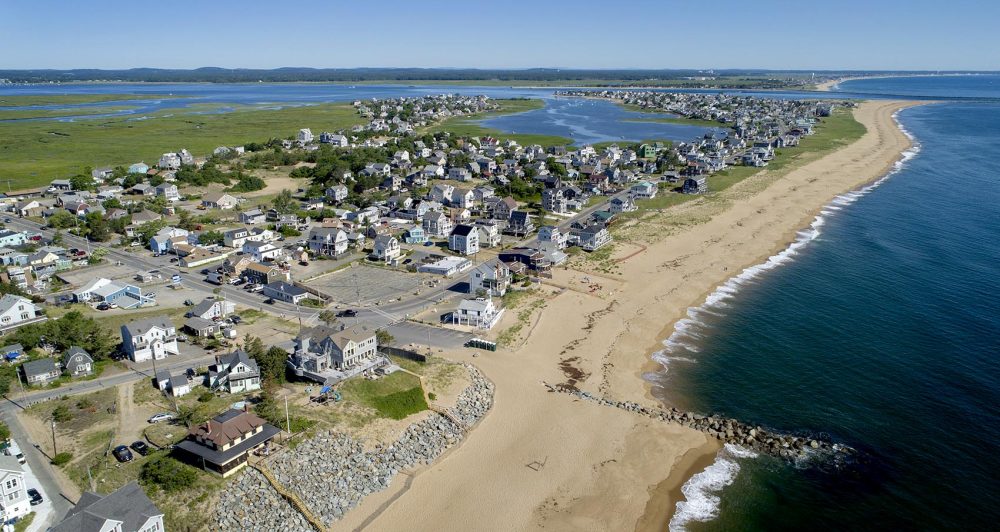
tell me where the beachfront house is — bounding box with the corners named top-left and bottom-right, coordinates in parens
top-left (449, 224), bottom-right (480, 256)
top-left (176, 409), bottom-right (279, 477)
top-left (52, 482), bottom-right (163, 532)
top-left (207, 349), bottom-right (261, 394)
top-left (468, 259), bottom-right (511, 297)
top-left (0, 456), bottom-right (31, 523)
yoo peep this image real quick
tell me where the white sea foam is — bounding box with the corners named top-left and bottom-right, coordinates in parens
top-left (669, 444), bottom-right (759, 531)
top-left (654, 110), bottom-right (921, 365)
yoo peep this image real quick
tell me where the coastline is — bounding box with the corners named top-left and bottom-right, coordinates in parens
top-left (319, 99), bottom-right (918, 531)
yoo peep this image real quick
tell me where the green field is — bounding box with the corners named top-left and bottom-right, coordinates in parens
top-left (339, 371), bottom-right (428, 420)
top-left (0, 100), bottom-right (365, 189)
top-left (423, 98), bottom-right (573, 147)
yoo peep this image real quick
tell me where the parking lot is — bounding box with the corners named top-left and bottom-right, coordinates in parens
top-left (304, 264), bottom-right (434, 306)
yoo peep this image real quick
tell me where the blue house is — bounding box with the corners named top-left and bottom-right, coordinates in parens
top-left (73, 278), bottom-right (147, 309)
top-left (128, 162), bottom-right (150, 174)
top-left (0, 231), bottom-right (26, 248)
top-left (403, 225), bottom-right (426, 244)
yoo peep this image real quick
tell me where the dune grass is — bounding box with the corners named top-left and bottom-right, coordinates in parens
top-left (339, 371), bottom-right (428, 420)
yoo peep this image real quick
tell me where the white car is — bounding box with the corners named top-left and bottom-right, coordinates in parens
top-left (148, 413), bottom-right (174, 424)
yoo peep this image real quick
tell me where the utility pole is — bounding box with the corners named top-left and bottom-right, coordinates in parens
top-left (50, 420), bottom-right (57, 456)
top-left (284, 396), bottom-right (290, 434)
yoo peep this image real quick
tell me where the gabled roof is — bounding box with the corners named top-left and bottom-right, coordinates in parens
top-left (22, 358), bottom-right (58, 377)
top-left (52, 481), bottom-right (162, 532)
top-left (63, 346), bottom-right (92, 365)
top-left (219, 349), bottom-right (259, 374)
top-left (451, 224), bottom-right (475, 237)
top-left (122, 316), bottom-right (174, 337)
top-left (189, 409), bottom-right (266, 447)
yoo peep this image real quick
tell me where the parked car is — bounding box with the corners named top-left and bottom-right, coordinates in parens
top-left (200, 268), bottom-right (210, 275)
top-left (112, 445), bottom-right (133, 463)
top-left (130, 441), bottom-right (149, 456)
top-left (264, 298), bottom-right (275, 305)
top-left (95, 302), bottom-right (110, 311)
top-left (27, 488), bottom-right (42, 506)
top-left (130, 241), bottom-right (142, 247)
top-left (169, 258), bottom-right (178, 263)
top-left (185, 368), bottom-right (196, 379)
top-left (423, 241), bottom-right (434, 246)
top-left (183, 299), bottom-right (194, 306)
top-left (336, 309), bottom-right (357, 318)
top-left (230, 315), bottom-right (242, 324)
top-left (2, 218), bottom-right (11, 224)
top-left (148, 413), bottom-right (174, 424)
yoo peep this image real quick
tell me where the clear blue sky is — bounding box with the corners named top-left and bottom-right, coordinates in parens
top-left (2, 0), bottom-right (997, 71)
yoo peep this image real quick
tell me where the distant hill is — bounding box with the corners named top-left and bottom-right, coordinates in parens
top-left (0, 67), bottom-right (968, 84)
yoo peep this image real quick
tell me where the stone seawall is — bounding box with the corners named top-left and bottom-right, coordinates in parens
top-left (556, 386), bottom-right (858, 464)
top-left (215, 364), bottom-right (494, 530)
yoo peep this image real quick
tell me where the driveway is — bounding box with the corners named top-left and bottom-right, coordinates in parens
top-left (21, 459), bottom-right (55, 532)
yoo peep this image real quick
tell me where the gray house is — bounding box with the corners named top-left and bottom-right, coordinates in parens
top-left (22, 358), bottom-right (60, 384)
top-left (51, 481), bottom-right (164, 532)
top-left (62, 347), bottom-right (94, 377)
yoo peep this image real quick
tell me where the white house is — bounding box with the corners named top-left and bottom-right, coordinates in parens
top-left (371, 235), bottom-right (401, 263)
top-left (0, 456), bottom-right (31, 523)
top-left (325, 184), bottom-right (349, 203)
top-left (308, 227), bottom-right (349, 257)
top-left (297, 128), bottom-right (314, 144)
top-left (452, 298), bottom-right (504, 329)
top-left (239, 209), bottom-right (266, 225)
top-left (423, 211), bottom-right (454, 237)
top-left (630, 180), bottom-right (658, 199)
top-left (242, 240), bottom-right (282, 262)
top-left (448, 224), bottom-right (480, 256)
top-left (609, 196), bottom-right (638, 213)
top-left (293, 324), bottom-right (379, 371)
top-left (121, 316), bottom-right (179, 363)
top-left (202, 192), bottom-right (239, 210)
top-left (0, 295), bottom-right (45, 334)
top-left (537, 225), bottom-right (569, 250)
top-left (469, 259), bottom-right (511, 297)
top-left (207, 349), bottom-right (261, 394)
top-left (155, 183), bottom-right (180, 202)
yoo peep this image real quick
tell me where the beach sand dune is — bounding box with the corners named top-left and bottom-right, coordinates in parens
top-left (345, 100), bottom-right (916, 532)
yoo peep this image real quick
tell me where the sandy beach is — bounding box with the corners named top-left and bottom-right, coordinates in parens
top-left (337, 99), bottom-right (917, 531)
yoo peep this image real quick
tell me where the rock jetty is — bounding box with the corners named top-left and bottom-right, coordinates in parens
top-left (555, 386), bottom-right (857, 464)
top-left (215, 364), bottom-right (494, 530)
top-left (216, 468), bottom-right (314, 532)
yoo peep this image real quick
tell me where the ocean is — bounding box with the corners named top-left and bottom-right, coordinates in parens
top-left (649, 76), bottom-right (1000, 530)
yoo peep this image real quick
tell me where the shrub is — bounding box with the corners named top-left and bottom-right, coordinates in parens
top-left (140, 457), bottom-right (197, 492)
top-left (76, 398), bottom-right (94, 410)
top-left (51, 452), bottom-right (73, 466)
top-left (427, 392), bottom-right (437, 401)
top-left (52, 405), bottom-right (72, 423)
top-left (197, 391), bottom-right (215, 403)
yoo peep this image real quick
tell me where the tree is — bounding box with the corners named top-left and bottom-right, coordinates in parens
top-left (13, 310), bottom-right (117, 360)
top-left (84, 212), bottom-right (110, 242)
top-left (51, 230), bottom-right (64, 246)
top-left (198, 230), bottom-right (224, 246)
top-left (0, 376), bottom-right (10, 397)
top-left (47, 210), bottom-right (77, 229)
top-left (318, 310), bottom-right (337, 325)
top-left (272, 189), bottom-right (295, 214)
top-left (376, 329), bottom-right (395, 346)
top-left (176, 209), bottom-right (196, 231)
top-left (0, 421), bottom-right (9, 441)
top-left (69, 174), bottom-right (94, 192)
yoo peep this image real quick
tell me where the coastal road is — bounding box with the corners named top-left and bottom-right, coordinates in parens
top-left (1, 405), bottom-right (73, 524)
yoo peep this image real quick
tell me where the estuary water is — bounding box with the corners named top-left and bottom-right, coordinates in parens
top-left (650, 76), bottom-right (1000, 530)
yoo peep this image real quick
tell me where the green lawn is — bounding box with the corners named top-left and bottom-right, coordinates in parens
top-left (423, 98), bottom-right (572, 147)
top-left (0, 100), bottom-right (365, 190)
top-left (339, 371), bottom-right (428, 420)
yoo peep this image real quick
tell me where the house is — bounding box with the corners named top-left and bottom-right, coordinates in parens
top-left (402, 225), bottom-right (426, 244)
top-left (489, 196), bottom-right (518, 220)
top-left (320, 133), bottom-right (349, 147)
top-left (72, 278), bottom-right (146, 309)
top-left (0, 295), bottom-right (45, 333)
top-left (223, 227), bottom-right (252, 249)
top-left (422, 164), bottom-right (445, 179)
top-left (155, 183), bottom-right (180, 202)
top-left (571, 223), bottom-right (612, 251)
top-left (15, 200), bottom-right (42, 217)
top-left (52, 481), bottom-right (163, 532)
top-left (542, 188), bottom-right (569, 213)
top-left (263, 281), bottom-right (309, 304)
top-left (507, 210), bottom-right (535, 236)
top-left (297, 128), bottom-right (314, 144)
top-left (430, 183), bottom-right (455, 204)
top-left (630, 180), bottom-right (658, 199)
top-left (130, 209), bottom-right (161, 226)
top-left (128, 162), bottom-right (150, 174)
top-left (207, 349), bottom-right (261, 394)
top-left (452, 188), bottom-right (475, 209)
top-left (167, 374), bottom-right (191, 397)
top-left (187, 297), bottom-right (236, 320)
top-left (371, 235), bottom-right (401, 263)
top-left (538, 225), bottom-right (569, 250)
top-left (0, 456), bottom-right (30, 523)
top-left (22, 358), bottom-right (60, 385)
top-left (242, 240), bottom-right (282, 262)
top-left (448, 224), bottom-right (480, 256)
top-left (176, 409), bottom-right (279, 477)
top-left (121, 316), bottom-right (179, 362)
top-left (239, 208), bottom-right (266, 225)
top-left (416, 256), bottom-right (473, 277)
top-left (49, 179), bottom-right (73, 191)
top-left (422, 211), bottom-right (454, 238)
top-left (63, 346), bottom-right (94, 377)
top-left (184, 317), bottom-right (219, 337)
top-left (307, 227), bottom-right (348, 257)
top-left (451, 298), bottom-right (505, 329)
top-left (1, 343), bottom-right (23, 363)
top-left (609, 196), bottom-right (638, 213)
top-left (292, 324), bottom-right (379, 373)
top-left (499, 248), bottom-right (551, 273)
top-left (149, 227), bottom-right (190, 255)
top-left (243, 262), bottom-right (288, 286)
top-left (469, 259), bottom-right (511, 297)
top-left (448, 167), bottom-right (472, 181)
top-left (0, 231), bottom-right (26, 248)
top-left (202, 192), bottom-right (239, 210)
top-left (683, 176), bottom-right (708, 194)
top-left (325, 184), bottom-right (350, 203)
